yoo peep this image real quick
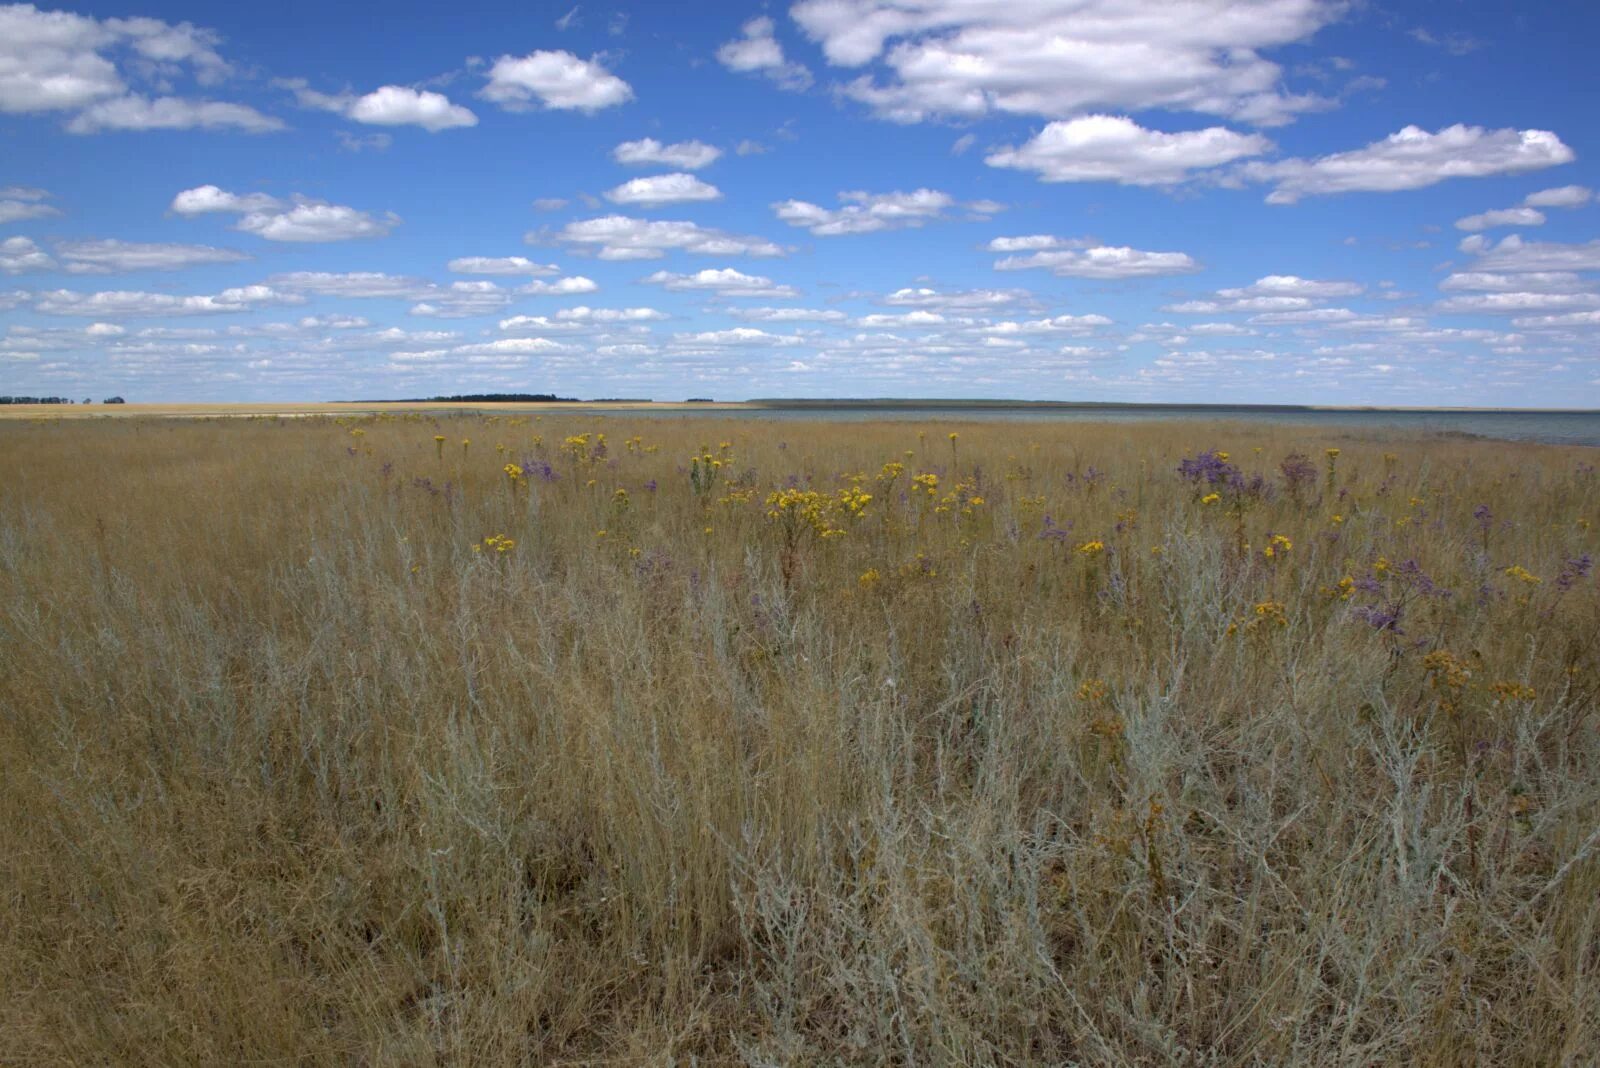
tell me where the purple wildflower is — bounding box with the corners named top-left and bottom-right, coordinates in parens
top-left (1039, 514), bottom-right (1074, 542)
top-left (1556, 553), bottom-right (1594, 592)
top-left (1177, 449), bottom-right (1241, 488)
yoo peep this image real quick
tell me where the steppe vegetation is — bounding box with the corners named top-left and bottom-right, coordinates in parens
top-left (2, 414), bottom-right (1598, 1064)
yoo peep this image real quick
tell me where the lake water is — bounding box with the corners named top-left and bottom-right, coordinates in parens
top-left (567, 406), bottom-right (1600, 447)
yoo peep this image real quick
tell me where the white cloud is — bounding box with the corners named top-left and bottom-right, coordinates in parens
top-left (612, 137), bottom-right (721, 170)
top-left (1455, 206), bottom-right (1546, 232)
top-left (173, 185), bottom-right (399, 242)
top-left (1437, 292), bottom-right (1600, 315)
top-left (55, 238), bottom-right (248, 272)
top-left (553, 305), bottom-right (666, 322)
top-left (856, 311), bottom-right (952, 327)
top-left (1241, 124), bottom-right (1574, 204)
top-left (1523, 185), bottom-right (1592, 209)
top-left (236, 200), bottom-right (399, 242)
top-left (1, 235), bottom-right (54, 273)
top-left (268, 271), bottom-right (431, 299)
top-left (551, 215), bottom-right (785, 260)
top-left (717, 16), bottom-right (812, 91)
top-left (479, 50), bottom-right (633, 112)
top-left (604, 173), bottom-right (723, 207)
top-left (1164, 296), bottom-right (1313, 313)
top-left (497, 315), bottom-right (583, 333)
top-left (728, 306), bottom-right (848, 322)
top-left (1438, 272), bottom-right (1592, 300)
top-left (0, 187), bottom-right (60, 225)
top-left (1249, 307), bottom-right (1361, 324)
top-left (789, 0), bottom-right (1343, 126)
top-left (985, 115), bottom-right (1269, 185)
top-left (408, 280), bottom-right (511, 318)
top-left (977, 313), bottom-right (1113, 335)
top-left (643, 268), bottom-right (799, 298)
top-left (170, 185), bottom-right (282, 215)
top-left (881, 287), bottom-right (1030, 311)
top-left (33, 284), bottom-right (303, 316)
top-left (1468, 236), bottom-right (1600, 273)
top-left (674, 327), bottom-right (806, 347)
top-left (65, 94), bottom-right (282, 133)
top-left (292, 83), bottom-right (477, 132)
top-left (990, 236), bottom-right (1199, 278)
top-left (0, 5), bottom-right (273, 135)
top-left (773, 189), bottom-right (957, 235)
top-left (1219, 274), bottom-right (1364, 299)
top-left (448, 256), bottom-right (559, 276)
top-left (1510, 310), bottom-right (1600, 329)
top-left (518, 276), bottom-right (600, 295)
top-left (532, 197), bottom-right (570, 212)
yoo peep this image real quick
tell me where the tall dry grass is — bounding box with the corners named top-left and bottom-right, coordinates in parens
top-left (1, 413), bottom-right (1598, 1065)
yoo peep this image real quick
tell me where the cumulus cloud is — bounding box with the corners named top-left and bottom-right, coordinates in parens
top-left (170, 185), bottom-right (282, 215)
top-left (447, 256), bottom-right (559, 276)
top-left (1221, 274), bottom-right (1363, 299)
top-left (1466, 235), bottom-right (1600, 274)
top-left (1436, 292), bottom-right (1600, 315)
top-left (612, 137), bottom-right (721, 170)
top-left (551, 215), bottom-right (786, 260)
top-left (65, 95), bottom-right (281, 133)
top-left (32, 284), bottom-right (303, 316)
top-left (518, 276), bottom-right (600, 295)
top-left (789, 0), bottom-right (1343, 125)
top-left (773, 189), bottom-right (960, 236)
top-left (976, 313), bottom-right (1114, 335)
top-left (0, 235), bottom-right (54, 273)
top-left (856, 310), bottom-right (954, 328)
top-left (1522, 185), bottom-right (1593, 209)
top-left (673, 327), bottom-right (807, 347)
top-left (53, 238), bottom-right (249, 273)
top-left (552, 305), bottom-right (666, 322)
top-left (1241, 124), bottom-right (1574, 204)
top-left (171, 186), bottom-right (398, 242)
top-left (479, 50), bottom-right (632, 112)
top-left (408, 280), bottom-right (511, 318)
top-left (1455, 185), bottom-right (1594, 231)
top-left (290, 82), bottom-right (477, 131)
top-left (236, 200), bottom-right (399, 242)
top-left (1439, 271), bottom-right (1591, 293)
top-left (985, 115), bottom-right (1270, 185)
top-left (988, 235), bottom-right (1199, 278)
top-left (604, 173), bottom-right (723, 207)
top-left (728, 306), bottom-right (848, 322)
top-left (267, 271), bottom-right (432, 299)
top-left (642, 268), bottom-right (799, 298)
top-left (1455, 206), bottom-right (1546, 232)
top-left (1510, 310), bottom-right (1600, 329)
top-left (717, 16), bottom-right (812, 91)
top-left (881, 287), bottom-right (1031, 311)
top-left (0, 5), bottom-right (278, 133)
top-left (0, 186), bottom-right (61, 224)
top-left (1162, 276), bottom-right (1364, 315)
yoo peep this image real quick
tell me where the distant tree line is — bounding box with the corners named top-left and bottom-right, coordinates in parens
top-left (346, 393), bottom-right (582, 403)
top-left (0, 396), bottom-right (124, 404)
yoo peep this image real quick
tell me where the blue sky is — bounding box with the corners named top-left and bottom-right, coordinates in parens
top-left (3, 0), bottom-right (1599, 404)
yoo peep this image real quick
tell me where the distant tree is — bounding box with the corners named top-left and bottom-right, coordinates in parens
top-left (686, 397), bottom-right (715, 403)
top-left (84, 397), bottom-right (93, 405)
top-left (104, 396), bottom-right (126, 404)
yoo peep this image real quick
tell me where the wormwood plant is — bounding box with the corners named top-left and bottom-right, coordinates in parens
top-left (1, 413), bottom-right (1597, 1065)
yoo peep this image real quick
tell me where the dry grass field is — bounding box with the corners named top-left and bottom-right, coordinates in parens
top-left (2, 413), bottom-right (1598, 1064)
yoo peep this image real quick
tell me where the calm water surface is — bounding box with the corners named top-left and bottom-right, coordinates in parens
top-left (566, 407), bottom-right (1600, 447)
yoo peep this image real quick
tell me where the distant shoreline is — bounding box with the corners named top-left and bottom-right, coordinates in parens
top-left (3, 398), bottom-right (1597, 417)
